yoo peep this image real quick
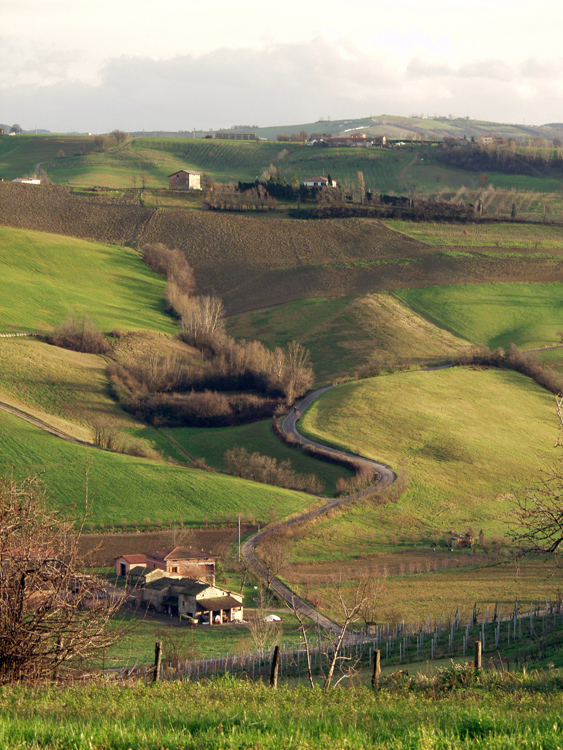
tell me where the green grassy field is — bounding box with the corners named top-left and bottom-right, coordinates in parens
top-left (299, 367), bottom-right (556, 543)
top-left (0, 336), bottom-right (350, 492)
top-left (0, 337), bottom-right (133, 442)
top-left (0, 409), bottom-right (314, 527)
top-left (394, 282), bottom-right (563, 350)
top-left (384, 219), bottom-right (563, 248)
top-left (2, 674), bottom-right (563, 748)
top-left (153, 420), bottom-right (352, 497)
top-left (0, 226), bottom-right (175, 334)
top-left (227, 293), bottom-right (469, 381)
top-left (105, 608), bottom-right (301, 667)
top-left (1, 135), bottom-right (413, 192)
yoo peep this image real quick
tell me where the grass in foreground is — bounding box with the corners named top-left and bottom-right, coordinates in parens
top-left (0, 225), bottom-right (175, 333)
top-left (227, 293), bottom-right (468, 381)
top-left (1, 673), bottom-right (563, 749)
top-left (0, 409), bottom-right (314, 527)
top-left (394, 281), bottom-right (563, 350)
top-left (300, 367), bottom-right (556, 540)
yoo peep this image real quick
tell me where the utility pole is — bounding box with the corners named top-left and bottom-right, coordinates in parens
top-left (238, 514), bottom-right (241, 562)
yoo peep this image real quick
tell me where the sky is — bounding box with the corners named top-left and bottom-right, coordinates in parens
top-left (2, 0), bottom-right (563, 133)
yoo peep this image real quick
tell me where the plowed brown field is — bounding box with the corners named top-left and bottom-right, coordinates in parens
top-left (4, 182), bottom-right (563, 314)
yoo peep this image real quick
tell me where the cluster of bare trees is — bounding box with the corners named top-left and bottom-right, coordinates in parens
top-left (204, 184), bottom-right (277, 212)
top-left (454, 344), bottom-right (563, 395)
top-left (141, 242), bottom-right (314, 405)
top-left (91, 417), bottom-right (158, 459)
top-left (0, 474), bottom-right (123, 684)
top-left (224, 447), bottom-right (324, 495)
top-left (109, 129), bottom-right (127, 147)
top-left (48, 314), bottom-right (109, 354)
top-left (142, 243), bottom-right (196, 298)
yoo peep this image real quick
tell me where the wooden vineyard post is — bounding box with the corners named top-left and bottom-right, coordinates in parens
top-left (474, 640), bottom-right (482, 670)
top-left (154, 640), bottom-right (163, 683)
top-left (371, 649), bottom-right (381, 689)
top-left (270, 645), bottom-right (280, 688)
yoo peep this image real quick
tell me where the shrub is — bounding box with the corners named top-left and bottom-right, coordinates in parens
top-left (48, 314), bottom-right (109, 354)
top-left (91, 418), bottom-right (159, 459)
top-left (223, 447), bottom-right (325, 495)
top-left (141, 242), bottom-right (195, 296)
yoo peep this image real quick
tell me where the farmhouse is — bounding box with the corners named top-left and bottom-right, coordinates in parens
top-left (115, 546), bottom-right (216, 582)
top-left (168, 170), bottom-right (202, 190)
top-left (138, 576), bottom-right (244, 623)
top-left (302, 176), bottom-right (337, 188)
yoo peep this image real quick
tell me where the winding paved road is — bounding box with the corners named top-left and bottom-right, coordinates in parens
top-left (242, 386), bottom-right (397, 634)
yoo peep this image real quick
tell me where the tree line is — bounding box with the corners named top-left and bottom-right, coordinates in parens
top-left (103, 242), bottom-right (315, 427)
top-left (436, 141), bottom-right (563, 177)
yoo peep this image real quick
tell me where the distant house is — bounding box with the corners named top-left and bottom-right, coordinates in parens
top-left (325, 133), bottom-right (374, 148)
top-left (11, 177), bottom-right (41, 185)
top-left (168, 170), bottom-right (202, 190)
top-left (303, 176), bottom-right (337, 188)
top-left (215, 131), bottom-right (257, 141)
top-left (115, 546), bottom-right (216, 582)
top-left (138, 576), bottom-right (244, 623)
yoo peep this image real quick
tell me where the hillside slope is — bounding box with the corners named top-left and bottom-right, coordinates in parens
top-left (0, 225), bottom-right (175, 333)
top-left (4, 184), bottom-right (563, 315)
top-left (0, 408), bottom-right (313, 526)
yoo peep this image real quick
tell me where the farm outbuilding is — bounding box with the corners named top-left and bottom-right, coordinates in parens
top-left (116, 546), bottom-right (216, 583)
top-left (168, 170), bottom-right (202, 190)
top-left (138, 576), bottom-right (243, 623)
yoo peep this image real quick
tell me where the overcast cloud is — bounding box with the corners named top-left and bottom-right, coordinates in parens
top-left (2, 0), bottom-right (563, 131)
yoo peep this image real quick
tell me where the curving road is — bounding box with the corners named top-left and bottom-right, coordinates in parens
top-left (242, 386), bottom-right (397, 634)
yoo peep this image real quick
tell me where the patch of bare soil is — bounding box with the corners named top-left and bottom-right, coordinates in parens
top-left (79, 525), bottom-right (256, 565)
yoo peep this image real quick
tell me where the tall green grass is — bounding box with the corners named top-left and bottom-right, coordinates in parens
top-left (0, 676), bottom-right (562, 749)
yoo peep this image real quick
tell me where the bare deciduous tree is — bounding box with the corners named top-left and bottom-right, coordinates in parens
top-left (321, 580), bottom-right (367, 689)
top-left (0, 474), bottom-right (125, 684)
top-left (179, 295), bottom-right (226, 346)
top-left (110, 129), bottom-right (127, 146)
top-left (246, 586), bottom-right (282, 655)
top-left (258, 530), bottom-right (289, 590)
top-left (513, 395), bottom-right (563, 557)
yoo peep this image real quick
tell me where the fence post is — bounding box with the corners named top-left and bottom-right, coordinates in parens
top-left (270, 645), bottom-right (280, 688)
top-left (371, 649), bottom-right (381, 689)
top-left (474, 640), bottom-right (482, 670)
top-left (153, 641), bottom-right (162, 683)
